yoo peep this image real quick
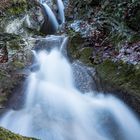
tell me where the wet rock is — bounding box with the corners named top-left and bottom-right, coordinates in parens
top-left (72, 61), bottom-right (96, 93)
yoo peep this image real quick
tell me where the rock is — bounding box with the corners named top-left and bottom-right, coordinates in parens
top-left (116, 42), bottom-right (140, 65)
top-left (125, 3), bottom-right (140, 32)
top-left (72, 61), bottom-right (96, 93)
top-left (0, 0), bottom-right (44, 36)
top-left (0, 0), bottom-right (27, 16)
top-left (67, 33), bottom-right (84, 60)
top-left (0, 41), bottom-right (8, 63)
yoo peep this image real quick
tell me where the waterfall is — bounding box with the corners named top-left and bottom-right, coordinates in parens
top-left (56, 0), bottom-right (65, 24)
top-left (40, 0), bottom-right (65, 34)
top-left (1, 1), bottom-right (140, 140)
top-left (0, 36), bottom-right (140, 140)
top-left (42, 3), bottom-right (59, 32)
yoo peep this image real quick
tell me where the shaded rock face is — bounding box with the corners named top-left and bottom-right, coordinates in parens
top-left (125, 3), bottom-right (140, 32)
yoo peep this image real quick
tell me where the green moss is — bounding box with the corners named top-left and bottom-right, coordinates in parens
top-left (96, 60), bottom-right (140, 96)
top-left (0, 127), bottom-right (38, 140)
top-left (13, 61), bottom-right (25, 69)
top-left (67, 28), bottom-right (77, 37)
top-left (8, 0), bottom-right (27, 15)
top-left (8, 40), bottom-right (22, 50)
top-left (0, 94), bottom-right (7, 105)
top-left (79, 47), bottom-right (93, 65)
top-left (129, 34), bottom-right (140, 43)
top-left (68, 33), bottom-right (84, 59)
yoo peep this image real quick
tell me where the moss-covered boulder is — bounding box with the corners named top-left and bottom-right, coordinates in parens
top-left (0, 127), bottom-right (38, 140)
top-left (68, 33), bottom-right (83, 60)
top-left (0, 0), bottom-right (27, 15)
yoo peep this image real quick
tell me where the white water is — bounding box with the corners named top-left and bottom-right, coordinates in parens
top-left (42, 3), bottom-right (59, 31)
top-left (41, 0), bottom-right (65, 30)
top-left (0, 36), bottom-right (140, 140)
top-left (56, 0), bottom-right (65, 24)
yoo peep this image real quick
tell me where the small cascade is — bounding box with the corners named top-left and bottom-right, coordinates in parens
top-left (1, 1), bottom-right (140, 140)
top-left (41, 3), bottom-right (59, 33)
top-left (40, 0), bottom-right (65, 34)
top-left (0, 36), bottom-right (140, 140)
top-left (56, 0), bottom-right (65, 24)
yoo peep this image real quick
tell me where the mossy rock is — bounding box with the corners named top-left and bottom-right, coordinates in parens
top-left (78, 47), bottom-right (93, 65)
top-left (8, 40), bottom-right (22, 50)
top-left (129, 33), bottom-right (140, 43)
top-left (13, 60), bottom-right (25, 69)
top-left (96, 60), bottom-right (140, 96)
top-left (7, 0), bottom-right (27, 15)
top-left (0, 127), bottom-right (38, 140)
top-left (68, 33), bottom-right (84, 60)
top-left (68, 33), bottom-right (98, 65)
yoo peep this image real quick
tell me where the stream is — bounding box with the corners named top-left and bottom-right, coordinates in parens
top-left (0, 0), bottom-right (140, 140)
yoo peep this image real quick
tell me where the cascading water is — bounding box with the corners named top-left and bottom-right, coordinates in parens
top-left (56, 0), bottom-right (65, 24)
top-left (40, 0), bottom-right (65, 34)
top-left (1, 0), bottom-right (140, 139)
top-left (42, 2), bottom-right (59, 32)
top-left (0, 36), bottom-right (140, 140)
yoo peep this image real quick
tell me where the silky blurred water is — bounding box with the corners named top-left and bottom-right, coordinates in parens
top-left (0, 40), bottom-right (140, 140)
